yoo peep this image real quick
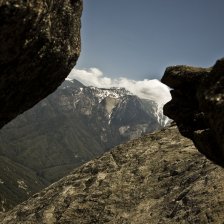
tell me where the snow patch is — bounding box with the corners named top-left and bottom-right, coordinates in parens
top-left (89, 87), bottom-right (132, 103)
top-left (151, 104), bottom-right (171, 127)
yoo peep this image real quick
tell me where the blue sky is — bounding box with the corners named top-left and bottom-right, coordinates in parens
top-left (75, 0), bottom-right (224, 80)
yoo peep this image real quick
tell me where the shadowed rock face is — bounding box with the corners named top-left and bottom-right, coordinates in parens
top-left (0, 126), bottom-right (224, 223)
top-left (161, 58), bottom-right (224, 167)
top-left (0, 0), bottom-right (82, 128)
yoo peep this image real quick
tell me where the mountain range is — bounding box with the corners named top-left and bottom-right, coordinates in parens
top-left (0, 79), bottom-right (169, 211)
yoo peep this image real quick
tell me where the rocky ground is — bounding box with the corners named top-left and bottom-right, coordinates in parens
top-left (1, 125), bottom-right (224, 224)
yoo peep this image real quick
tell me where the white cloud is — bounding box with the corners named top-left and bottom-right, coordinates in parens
top-left (67, 67), bottom-right (171, 107)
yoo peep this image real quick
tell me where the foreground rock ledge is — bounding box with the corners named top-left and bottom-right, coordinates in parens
top-left (1, 126), bottom-right (224, 223)
top-left (0, 0), bottom-right (82, 128)
top-left (162, 58), bottom-right (224, 167)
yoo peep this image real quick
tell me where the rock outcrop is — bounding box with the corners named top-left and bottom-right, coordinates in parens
top-left (0, 0), bottom-right (82, 128)
top-left (161, 58), bottom-right (224, 167)
top-left (1, 125), bottom-right (224, 223)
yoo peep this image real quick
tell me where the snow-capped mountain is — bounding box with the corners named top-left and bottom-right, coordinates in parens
top-left (64, 79), bottom-right (170, 127)
top-left (60, 79), bottom-right (171, 148)
top-left (58, 79), bottom-right (162, 147)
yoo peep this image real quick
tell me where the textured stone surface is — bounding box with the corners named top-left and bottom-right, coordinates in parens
top-left (161, 58), bottom-right (224, 167)
top-left (1, 125), bottom-right (224, 223)
top-left (0, 0), bottom-right (82, 128)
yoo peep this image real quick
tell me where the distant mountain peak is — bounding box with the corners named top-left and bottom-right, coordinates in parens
top-left (63, 79), bottom-right (170, 126)
top-left (88, 86), bottom-right (133, 103)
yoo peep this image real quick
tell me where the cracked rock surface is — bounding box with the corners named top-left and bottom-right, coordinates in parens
top-left (1, 125), bottom-right (224, 223)
top-left (162, 58), bottom-right (224, 167)
top-left (0, 0), bottom-right (82, 128)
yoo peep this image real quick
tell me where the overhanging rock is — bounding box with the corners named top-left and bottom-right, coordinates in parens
top-left (0, 0), bottom-right (82, 128)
